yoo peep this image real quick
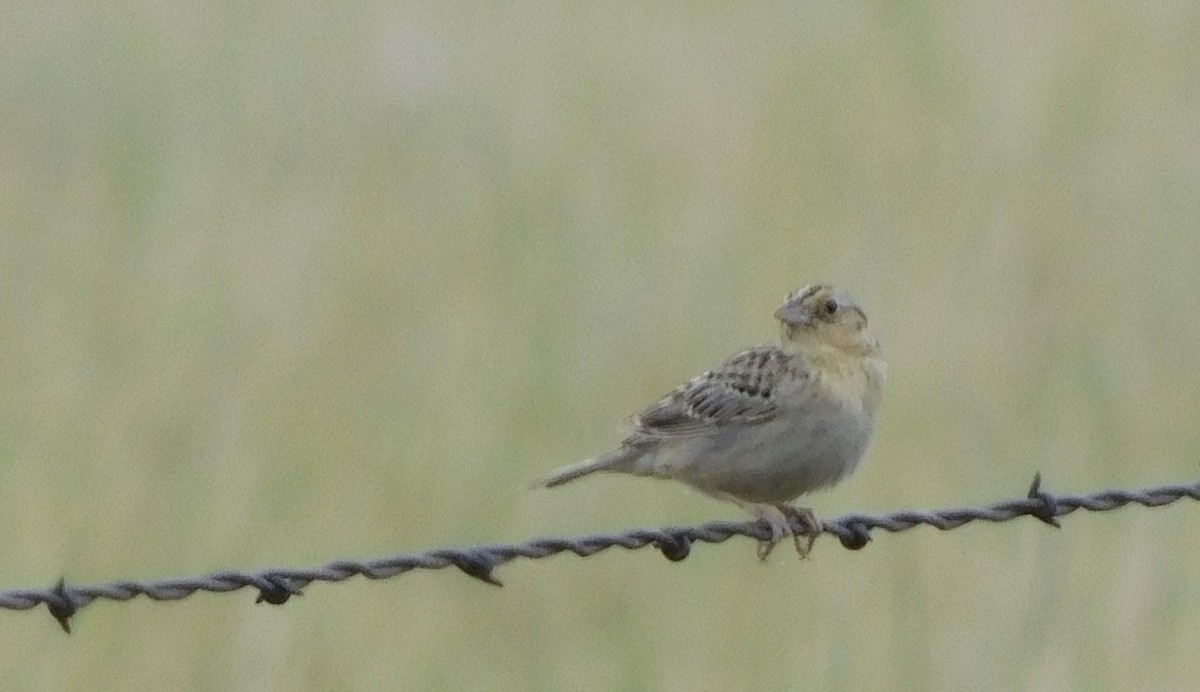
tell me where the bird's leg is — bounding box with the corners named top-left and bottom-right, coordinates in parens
top-left (720, 495), bottom-right (812, 560)
top-left (774, 504), bottom-right (821, 558)
top-left (744, 504), bottom-right (791, 560)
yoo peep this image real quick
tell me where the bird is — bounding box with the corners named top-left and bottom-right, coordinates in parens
top-left (533, 284), bottom-right (886, 558)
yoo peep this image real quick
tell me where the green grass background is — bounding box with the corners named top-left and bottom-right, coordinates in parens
top-left (3, 2), bottom-right (1200, 690)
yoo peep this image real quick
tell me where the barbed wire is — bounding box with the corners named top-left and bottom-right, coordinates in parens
top-left (3, 473), bottom-right (1198, 634)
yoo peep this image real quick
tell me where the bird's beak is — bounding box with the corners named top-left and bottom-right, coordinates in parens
top-left (775, 304), bottom-right (811, 327)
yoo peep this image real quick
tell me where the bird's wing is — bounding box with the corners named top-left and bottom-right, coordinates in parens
top-left (626, 345), bottom-right (806, 440)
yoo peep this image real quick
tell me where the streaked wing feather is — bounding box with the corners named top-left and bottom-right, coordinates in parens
top-left (627, 346), bottom-right (801, 440)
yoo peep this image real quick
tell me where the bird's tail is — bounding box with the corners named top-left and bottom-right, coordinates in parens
top-left (530, 448), bottom-right (637, 489)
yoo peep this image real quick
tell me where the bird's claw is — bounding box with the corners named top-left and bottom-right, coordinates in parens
top-left (755, 519), bottom-right (786, 560)
top-left (744, 503), bottom-right (820, 558)
top-left (777, 504), bottom-right (820, 558)
top-left (751, 505), bottom-right (820, 560)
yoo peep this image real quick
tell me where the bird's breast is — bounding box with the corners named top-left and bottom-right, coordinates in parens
top-left (665, 402), bottom-right (874, 504)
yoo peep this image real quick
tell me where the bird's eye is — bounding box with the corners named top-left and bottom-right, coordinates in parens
top-left (823, 299), bottom-right (838, 317)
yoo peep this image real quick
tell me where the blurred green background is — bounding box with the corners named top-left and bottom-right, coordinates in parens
top-left (3, 2), bottom-right (1200, 690)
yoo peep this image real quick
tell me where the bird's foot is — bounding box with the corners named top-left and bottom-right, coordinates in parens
top-left (740, 502), bottom-right (822, 560)
top-left (774, 504), bottom-right (820, 558)
top-left (750, 506), bottom-right (788, 560)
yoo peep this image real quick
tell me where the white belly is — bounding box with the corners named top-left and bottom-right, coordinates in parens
top-left (643, 404), bottom-right (875, 504)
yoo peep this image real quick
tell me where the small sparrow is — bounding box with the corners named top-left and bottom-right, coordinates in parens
top-left (534, 284), bottom-right (886, 558)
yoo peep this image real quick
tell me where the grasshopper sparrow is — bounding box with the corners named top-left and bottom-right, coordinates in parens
top-left (534, 284), bottom-right (886, 558)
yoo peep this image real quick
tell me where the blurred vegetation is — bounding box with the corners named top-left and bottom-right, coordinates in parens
top-left (2, 2), bottom-right (1200, 690)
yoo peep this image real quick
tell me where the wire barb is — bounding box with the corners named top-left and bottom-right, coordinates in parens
top-left (3, 475), bottom-right (1198, 634)
top-left (1026, 472), bottom-right (1062, 527)
top-left (47, 578), bottom-right (75, 634)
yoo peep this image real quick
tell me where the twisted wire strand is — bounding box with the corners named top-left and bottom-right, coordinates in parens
top-left (4, 473), bottom-right (1198, 634)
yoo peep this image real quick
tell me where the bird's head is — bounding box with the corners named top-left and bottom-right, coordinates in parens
top-left (775, 284), bottom-right (879, 356)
